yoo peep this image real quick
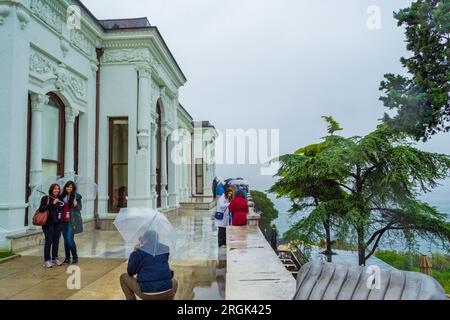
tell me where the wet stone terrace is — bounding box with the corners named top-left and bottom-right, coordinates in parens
top-left (0, 208), bottom-right (227, 300)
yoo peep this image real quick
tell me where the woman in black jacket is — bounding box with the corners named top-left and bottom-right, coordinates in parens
top-left (39, 183), bottom-right (63, 268)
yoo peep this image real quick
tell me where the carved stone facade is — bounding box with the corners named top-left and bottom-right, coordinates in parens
top-left (0, 0), bottom-right (216, 251)
top-left (30, 0), bottom-right (63, 34)
top-left (29, 48), bottom-right (88, 103)
top-left (102, 48), bottom-right (153, 65)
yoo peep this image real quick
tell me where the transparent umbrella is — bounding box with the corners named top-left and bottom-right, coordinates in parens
top-left (57, 175), bottom-right (98, 200)
top-left (28, 175), bottom-right (63, 214)
top-left (113, 207), bottom-right (176, 256)
top-left (228, 179), bottom-right (249, 186)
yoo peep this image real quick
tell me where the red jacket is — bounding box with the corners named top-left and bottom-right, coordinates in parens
top-left (228, 195), bottom-right (249, 226)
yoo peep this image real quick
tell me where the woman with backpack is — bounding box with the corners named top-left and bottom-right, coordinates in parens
top-left (38, 183), bottom-right (64, 268)
top-left (60, 181), bottom-right (82, 264)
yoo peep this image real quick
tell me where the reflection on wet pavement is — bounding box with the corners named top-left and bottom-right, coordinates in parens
top-left (3, 209), bottom-right (227, 300)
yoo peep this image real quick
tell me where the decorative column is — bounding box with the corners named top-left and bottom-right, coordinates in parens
top-left (203, 141), bottom-right (211, 196)
top-left (150, 118), bottom-right (157, 208)
top-left (181, 142), bottom-right (188, 201)
top-left (64, 107), bottom-right (79, 178)
top-left (167, 132), bottom-right (179, 208)
top-left (160, 124), bottom-right (169, 209)
top-left (127, 65), bottom-right (152, 207)
top-left (29, 94), bottom-right (48, 188)
top-left (136, 65), bottom-right (151, 154)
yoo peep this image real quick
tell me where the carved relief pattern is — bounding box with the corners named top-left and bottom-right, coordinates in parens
top-left (29, 49), bottom-right (87, 102)
top-left (102, 48), bottom-right (153, 64)
top-left (30, 0), bottom-right (63, 34)
top-left (29, 50), bottom-right (58, 74)
top-left (70, 29), bottom-right (95, 58)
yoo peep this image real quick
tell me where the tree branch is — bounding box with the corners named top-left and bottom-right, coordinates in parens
top-left (336, 182), bottom-right (354, 193)
top-left (366, 220), bottom-right (401, 246)
top-left (365, 231), bottom-right (385, 261)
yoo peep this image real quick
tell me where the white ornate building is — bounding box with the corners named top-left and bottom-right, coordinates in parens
top-left (0, 0), bottom-right (217, 250)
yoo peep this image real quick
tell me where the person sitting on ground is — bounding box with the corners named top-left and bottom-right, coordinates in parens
top-left (120, 230), bottom-right (177, 300)
top-left (228, 189), bottom-right (249, 226)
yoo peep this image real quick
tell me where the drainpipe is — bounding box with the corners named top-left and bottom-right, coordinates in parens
top-left (94, 48), bottom-right (104, 229)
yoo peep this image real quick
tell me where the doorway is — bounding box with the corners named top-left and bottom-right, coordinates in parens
top-left (108, 117), bottom-right (128, 213)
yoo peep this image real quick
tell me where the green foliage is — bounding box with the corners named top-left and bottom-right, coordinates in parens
top-left (432, 270), bottom-right (450, 293)
top-left (375, 250), bottom-right (419, 270)
top-left (375, 250), bottom-right (450, 293)
top-left (271, 116), bottom-right (450, 265)
top-left (270, 117), bottom-right (349, 262)
top-left (380, 0), bottom-right (450, 140)
top-left (0, 252), bottom-right (14, 259)
top-left (251, 190), bottom-right (279, 232)
top-left (322, 115), bottom-right (343, 135)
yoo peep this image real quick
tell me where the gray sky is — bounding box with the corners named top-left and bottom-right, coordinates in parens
top-left (83, 0), bottom-right (449, 211)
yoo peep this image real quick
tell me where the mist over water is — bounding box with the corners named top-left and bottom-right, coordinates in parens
top-left (272, 188), bottom-right (450, 255)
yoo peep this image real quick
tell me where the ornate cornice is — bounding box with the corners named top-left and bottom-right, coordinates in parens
top-left (102, 48), bottom-right (153, 65)
top-left (30, 0), bottom-right (63, 34)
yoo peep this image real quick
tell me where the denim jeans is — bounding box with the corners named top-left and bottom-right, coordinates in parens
top-left (61, 221), bottom-right (78, 260)
top-left (42, 223), bottom-right (62, 261)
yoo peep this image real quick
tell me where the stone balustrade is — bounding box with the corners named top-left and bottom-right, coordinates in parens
top-left (225, 224), bottom-right (296, 300)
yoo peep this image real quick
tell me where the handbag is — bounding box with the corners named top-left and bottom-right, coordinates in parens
top-left (32, 197), bottom-right (50, 226)
top-left (215, 211), bottom-right (224, 220)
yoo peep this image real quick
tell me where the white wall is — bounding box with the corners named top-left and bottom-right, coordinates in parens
top-left (98, 64), bottom-right (138, 214)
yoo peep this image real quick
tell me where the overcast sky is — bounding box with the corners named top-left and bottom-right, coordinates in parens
top-left (83, 0), bottom-right (449, 211)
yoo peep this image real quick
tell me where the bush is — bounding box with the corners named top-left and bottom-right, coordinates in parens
top-left (251, 190), bottom-right (279, 232)
top-left (375, 250), bottom-right (449, 293)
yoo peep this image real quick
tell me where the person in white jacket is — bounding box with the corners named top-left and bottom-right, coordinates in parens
top-left (215, 189), bottom-right (233, 247)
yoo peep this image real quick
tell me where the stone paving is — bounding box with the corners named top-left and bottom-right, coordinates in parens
top-left (0, 208), bottom-right (226, 300)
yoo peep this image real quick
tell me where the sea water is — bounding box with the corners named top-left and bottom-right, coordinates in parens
top-left (273, 194), bottom-right (450, 255)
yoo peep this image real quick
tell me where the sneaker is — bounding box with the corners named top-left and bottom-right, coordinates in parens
top-left (72, 258), bottom-right (78, 264)
top-left (63, 259), bottom-right (71, 265)
top-left (43, 260), bottom-right (54, 268)
top-left (52, 259), bottom-right (63, 266)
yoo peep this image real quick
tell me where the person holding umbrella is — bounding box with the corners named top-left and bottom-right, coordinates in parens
top-left (60, 181), bottom-right (81, 264)
top-left (120, 230), bottom-right (178, 300)
top-left (228, 189), bottom-right (249, 226)
top-left (115, 208), bottom-right (178, 300)
top-left (38, 183), bottom-right (64, 268)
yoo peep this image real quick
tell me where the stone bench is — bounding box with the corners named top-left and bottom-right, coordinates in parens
top-left (293, 261), bottom-right (447, 300)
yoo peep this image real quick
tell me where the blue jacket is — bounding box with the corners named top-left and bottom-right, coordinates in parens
top-left (127, 246), bottom-right (173, 293)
